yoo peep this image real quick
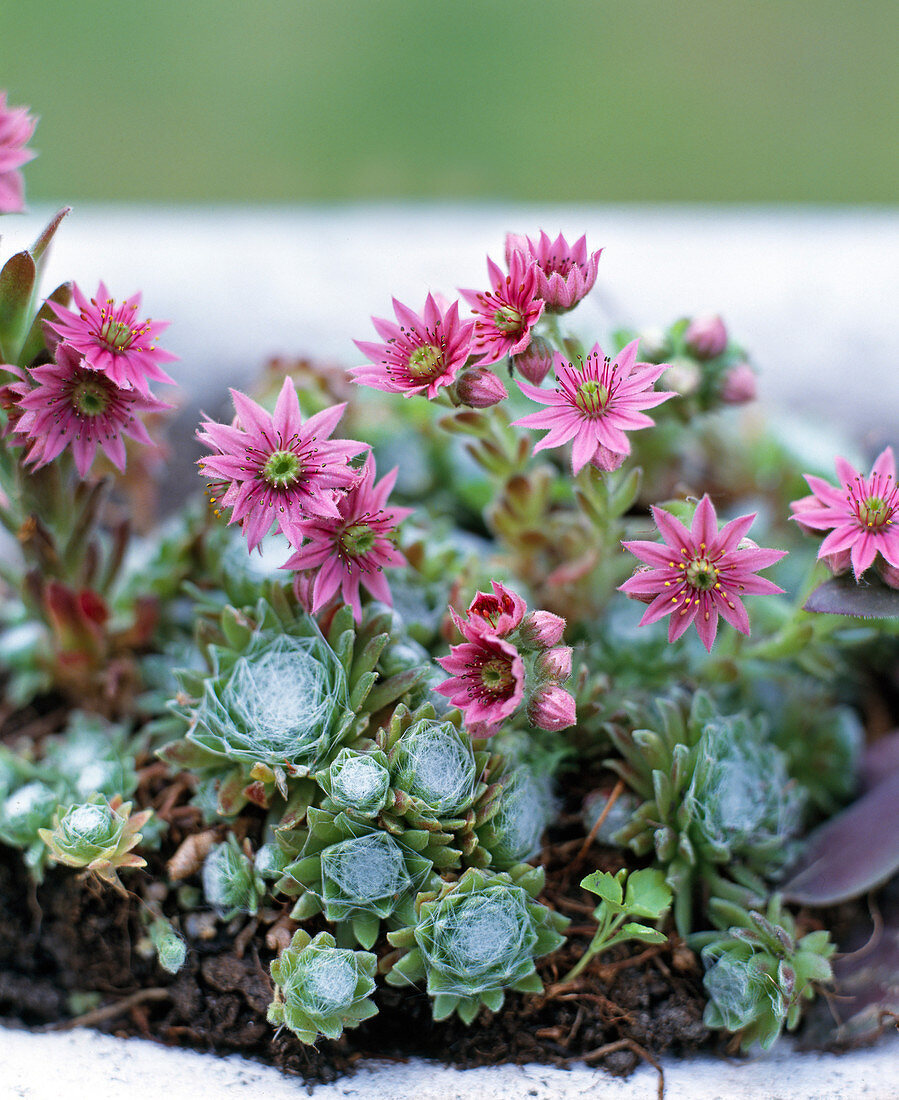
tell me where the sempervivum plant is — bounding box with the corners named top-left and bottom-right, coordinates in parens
top-left (201, 833), bottom-right (266, 919)
top-left (607, 692), bottom-right (806, 932)
top-left (38, 795), bottom-right (152, 889)
top-left (268, 929), bottom-right (378, 1043)
top-left (691, 895), bottom-right (835, 1051)
top-left (276, 808), bottom-right (436, 947)
top-left (0, 780), bottom-right (59, 877)
top-left (373, 703), bottom-right (504, 869)
top-left (159, 595), bottom-right (430, 818)
top-left (385, 865), bottom-right (568, 1024)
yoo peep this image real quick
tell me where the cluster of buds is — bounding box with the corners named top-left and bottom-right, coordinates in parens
top-left (436, 581), bottom-right (576, 734)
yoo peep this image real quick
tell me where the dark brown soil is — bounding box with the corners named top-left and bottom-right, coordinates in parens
top-left (0, 771), bottom-right (712, 1088)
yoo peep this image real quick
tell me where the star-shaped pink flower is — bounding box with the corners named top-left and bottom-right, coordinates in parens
top-left (282, 453), bottom-right (412, 622)
top-left (790, 446), bottom-right (899, 581)
top-left (504, 230), bottom-right (602, 312)
top-left (0, 91), bottom-right (37, 214)
top-left (619, 495), bottom-right (786, 652)
top-left (197, 377), bottom-right (368, 552)
top-left (460, 250), bottom-right (544, 366)
top-left (512, 341), bottom-right (674, 474)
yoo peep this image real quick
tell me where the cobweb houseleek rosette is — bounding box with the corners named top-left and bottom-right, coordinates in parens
top-left (620, 494), bottom-right (786, 652)
top-left (38, 794), bottom-right (152, 890)
top-left (371, 703), bottom-right (505, 870)
top-left (606, 692), bottom-right (806, 934)
top-left (384, 865), bottom-right (568, 1025)
top-left (268, 929), bottom-right (378, 1044)
top-left (275, 807), bottom-right (436, 949)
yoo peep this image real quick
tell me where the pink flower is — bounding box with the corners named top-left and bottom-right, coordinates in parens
top-left (10, 344), bottom-right (170, 477)
top-left (453, 581), bottom-right (527, 639)
top-left (45, 281), bottom-right (176, 396)
top-left (0, 92), bottom-right (37, 214)
top-left (351, 294), bottom-right (474, 399)
top-left (197, 377), bottom-right (367, 552)
top-left (789, 447), bottom-right (899, 582)
top-left (720, 362), bottom-right (757, 405)
top-left (436, 631), bottom-right (525, 732)
top-left (505, 231), bottom-right (601, 312)
top-left (619, 495), bottom-right (787, 652)
top-left (527, 684), bottom-right (576, 732)
top-left (460, 251), bottom-right (544, 366)
top-left (684, 314), bottom-right (728, 360)
top-left (512, 341), bottom-right (675, 475)
top-left (281, 454), bottom-right (412, 622)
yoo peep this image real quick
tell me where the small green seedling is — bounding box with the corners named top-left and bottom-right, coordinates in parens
top-left (563, 867), bottom-right (672, 981)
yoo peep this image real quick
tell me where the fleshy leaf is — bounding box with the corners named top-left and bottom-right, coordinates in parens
top-left (803, 574), bottom-right (899, 618)
top-left (781, 772), bottom-right (899, 905)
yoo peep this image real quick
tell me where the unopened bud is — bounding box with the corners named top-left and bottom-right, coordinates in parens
top-left (589, 445), bottom-right (626, 473)
top-left (536, 645), bottom-right (572, 682)
top-left (877, 558), bottom-right (899, 589)
top-left (527, 684), bottom-right (576, 731)
top-left (720, 362), bottom-right (757, 405)
top-left (456, 367), bottom-right (507, 408)
top-left (512, 335), bottom-right (554, 385)
top-left (685, 314), bottom-right (728, 360)
top-left (660, 358), bottom-right (700, 397)
top-left (519, 609), bottom-right (566, 648)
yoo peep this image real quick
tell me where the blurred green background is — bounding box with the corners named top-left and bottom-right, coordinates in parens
top-left (4, 0), bottom-right (897, 204)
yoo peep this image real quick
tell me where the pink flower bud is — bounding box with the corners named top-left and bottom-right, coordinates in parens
top-left (536, 645), bottom-right (572, 682)
top-left (877, 558), bottom-right (899, 589)
top-left (456, 367), bottom-right (507, 409)
top-left (660, 358), bottom-right (700, 397)
top-left (512, 334), bottom-right (554, 385)
top-left (519, 609), bottom-right (566, 648)
top-left (527, 684), bottom-right (576, 731)
top-left (720, 362), bottom-right (757, 405)
top-left (589, 444), bottom-right (626, 473)
top-left (685, 314), bottom-right (728, 360)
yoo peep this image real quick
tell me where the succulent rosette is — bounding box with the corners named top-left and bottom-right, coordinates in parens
top-left (38, 795), bottom-right (152, 888)
top-left (201, 833), bottom-right (266, 919)
top-left (268, 929), bottom-right (378, 1043)
top-left (276, 807), bottom-right (436, 948)
top-left (385, 865), bottom-right (568, 1024)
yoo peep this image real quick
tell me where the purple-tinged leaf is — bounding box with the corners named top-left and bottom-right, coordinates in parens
top-left (861, 729), bottom-right (899, 792)
top-left (803, 573), bottom-right (899, 618)
top-left (782, 771), bottom-right (899, 906)
top-left (30, 207), bottom-right (70, 267)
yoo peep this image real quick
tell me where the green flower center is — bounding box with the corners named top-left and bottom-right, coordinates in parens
top-left (407, 344), bottom-right (443, 380)
top-left (574, 379), bottom-right (609, 416)
top-left (72, 380), bottom-right (111, 417)
top-left (340, 523), bottom-right (377, 558)
top-left (860, 495), bottom-right (892, 529)
top-left (480, 657), bottom-right (513, 694)
top-left (263, 450), bottom-right (301, 487)
top-left (493, 305), bottom-right (523, 334)
top-left (100, 319), bottom-right (135, 351)
top-left (685, 556), bottom-right (718, 590)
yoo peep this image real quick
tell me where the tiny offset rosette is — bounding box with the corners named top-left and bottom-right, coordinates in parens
top-left (197, 377), bottom-right (368, 552)
top-left (351, 294), bottom-right (474, 400)
top-left (512, 341), bottom-right (675, 475)
top-left (38, 795), bottom-right (152, 889)
top-left (282, 453), bottom-right (412, 622)
top-left (0, 91), bottom-right (37, 214)
top-left (436, 582), bottom-right (576, 734)
top-left (505, 230), bottom-right (602, 313)
top-left (45, 280), bottom-right (177, 395)
top-left (790, 446), bottom-right (899, 587)
top-left (619, 495), bottom-right (787, 652)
